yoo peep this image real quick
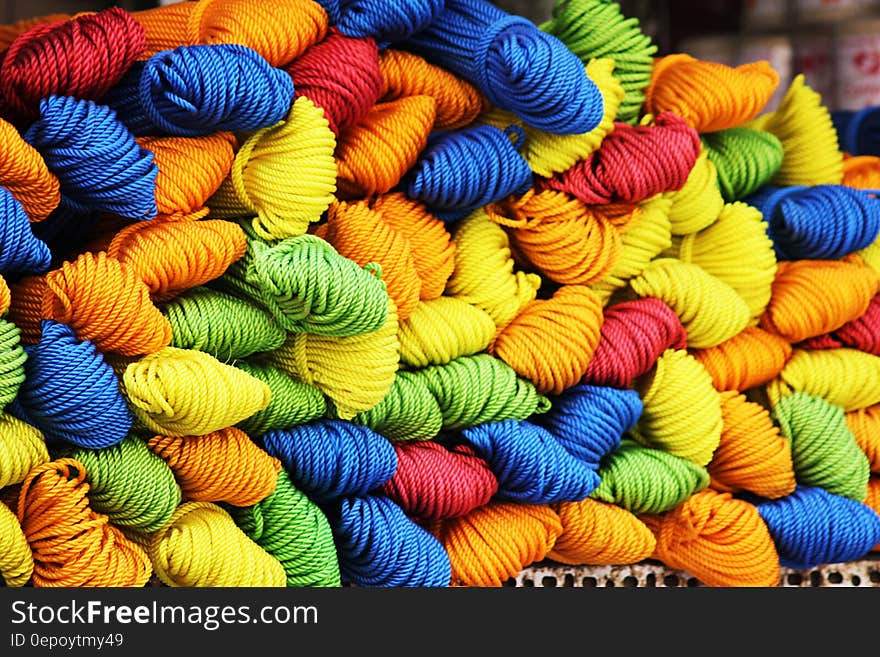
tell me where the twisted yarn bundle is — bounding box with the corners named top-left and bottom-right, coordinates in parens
top-left (2, 0), bottom-right (880, 592)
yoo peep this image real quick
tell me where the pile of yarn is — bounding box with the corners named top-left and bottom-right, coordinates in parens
top-left (1, 0), bottom-right (879, 590)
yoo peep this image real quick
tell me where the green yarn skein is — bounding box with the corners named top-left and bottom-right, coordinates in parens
top-left (211, 217), bottom-right (273, 305)
top-left (161, 286), bottom-right (286, 360)
top-left (590, 439), bottom-right (710, 514)
top-left (772, 392), bottom-right (870, 502)
top-left (0, 318), bottom-right (26, 409)
top-left (348, 369), bottom-right (444, 441)
top-left (247, 233), bottom-right (389, 337)
top-left (228, 470), bottom-right (341, 587)
top-left (54, 436), bottom-right (182, 533)
top-left (541, 0), bottom-right (657, 124)
top-left (702, 128), bottom-right (785, 202)
top-left (411, 354), bottom-right (551, 431)
top-left (234, 361), bottom-right (327, 437)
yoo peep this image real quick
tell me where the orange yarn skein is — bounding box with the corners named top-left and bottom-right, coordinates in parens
top-left (760, 259), bottom-right (879, 343)
top-left (642, 488), bottom-right (782, 587)
top-left (147, 427), bottom-right (282, 507)
top-left (429, 501), bottom-right (563, 587)
top-left (0, 14), bottom-right (70, 52)
top-left (691, 326), bottom-right (793, 392)
top-left (16, 458), bottom-right (152, 587)
top-left (378, 48), bottom-right (487, 130)
top-left (132, 0), bottom-right (328, 67)
top-left (489, 285), bottom-right (604, 395)
top-left (106, 219), bottom-right (247, 303)
top-left (845, 405), bottom-right (880, 473)
top-left (645, 54), bottom-right (779, 133)
top-left (0, 117), bottom-right (60, 222)
top-left (709, 391), bottom-right (797, 498)
top-left (137, 132), bottom-right (237, 221)
top-left (367, 192), bottom-right (455, 301)
top-left (486, 188), bottom-right (621, 286)
top-left (866, 476), bottom-right (880, 550)
top-left (7, 275), bottom-right (45, 345)
top-left (42, 251), bottom-right (172, 356)
top-left (317, 199), bottom-right (422, 321)
top-left (335, 95), bottom-right (437, 199)
top-left (548, 498), bottom-right (656, 566)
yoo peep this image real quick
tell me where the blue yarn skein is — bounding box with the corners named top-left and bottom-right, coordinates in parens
top-left (832, 106), bottom-right (880, 157)
top-left (752, 485), bottom-right (880, 570)
top-left (9, 320), bottom-right (132, 449)
top-left (23, 95), bottom-right (158, 220)
top-left (312, 0), bottom-right (342, 24)
top-left (745, 184), bottom-right (880, 261)
top-left (260, 420), bottom-right (398, 504)
top-left (402, 0), bottom-right (604, 135)
top-left (460, 419), bottom-right (600, 504)
top-left (405, 124), bottom-right (533, 223)
top-left (328, 494), bottom-right (451, 587)
top-left (532, 385), bottom-right (643, 471)
top-left (335, 0), bottom-right (445, 47)
top-left (100, 44), bottom-right (295, 137)
top-left (0, 186), bottom-right (51, 275)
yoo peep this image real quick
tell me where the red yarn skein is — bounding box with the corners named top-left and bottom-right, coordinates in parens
top-left (380, 441), bottom-right (499, 522)
top-left (0, 7), bottom-right (146, 124)
top-left (540, 112), bottom-right (701, 205)
top-left (285, 27), bottom-right (382, 137)
top-left (582, 298), bottom-right (688, 388)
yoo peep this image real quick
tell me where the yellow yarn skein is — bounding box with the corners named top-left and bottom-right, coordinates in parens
top-left (209, 96), bottom-right (338, 241)
top-left (0, 412), bottom-right (49, 488)
top-left (667, 201), bottom-right (777, 322)
top-left (445, 208), bottom-right (542, 331)
top-left (398, 296), bottom-right (496, 368)
top-left (0, 502), bottom-right (33, 587)
top-left (663, 148), bottom-right (724, 236)
top-left (747, 74), bottom-right (843, 186)
top-left (589, 195), bottom-right (672, 305)
top-left (148, 502), bottom-right (286, 587)
top-left (631, 348), bottom-right (723, 466)
top-left (766, 348), bottom-right (880, 412)
top-left (269, 298), bottom-right (400, 419)
top-left (629, 258), bottom-right (751, 348)
top-left (479, 58), bottom-right (625, 178)
top-left (122, 347), bottom-right (272, 437)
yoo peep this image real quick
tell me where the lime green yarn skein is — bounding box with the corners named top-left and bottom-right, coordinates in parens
top-left (228, 470), bottom-right (341, 588)
top-left (247, 233), bottom-right (389, 337)
top-left (55, 435), bottom-right (182, 533)
top-left (0, 318), bottom-right (26, 409)
top-left (161, 287), bottom-right (286, 360)
top-left (702, 128), bottom-right (785, 202)
top-left (772, 392), bottom-right (870, 502)
top-left (590, 439), bottom-right (711, 515)
top-left (235, 361), bottom-right (327, 437)
top-left (348, 369), bottom-right (444, 441)
top-left (211, 216), bottom-right (272, 305)
top-left (541, 0), bottom-right (658, 125)
top-left (412, 354), bottom-right (552, 431)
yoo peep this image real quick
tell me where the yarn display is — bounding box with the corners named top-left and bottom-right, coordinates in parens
top-left (1, 0), bottom-right (880, 592)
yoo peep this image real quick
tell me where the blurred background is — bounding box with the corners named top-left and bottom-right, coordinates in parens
top-left (5, 0), bottom-right (880, 112)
